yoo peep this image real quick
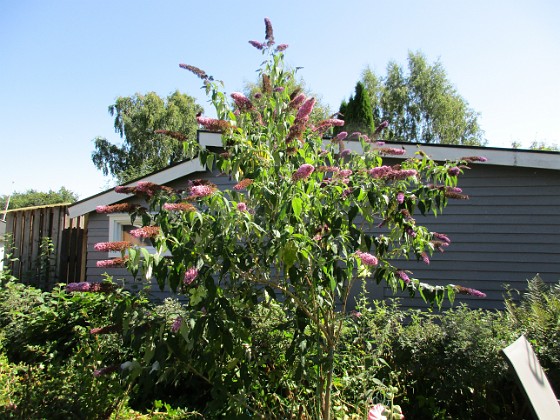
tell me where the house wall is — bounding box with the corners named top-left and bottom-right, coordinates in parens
top-left (84, 171), bottom-right (237, 300)
top-left (84, 163), bottom-right (560, 310)
top-left (380, 163), bottom-right (560, 310)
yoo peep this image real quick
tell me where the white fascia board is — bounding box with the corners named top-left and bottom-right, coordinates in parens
top-left (344, 141), bottom-right (560, 170)
top-left (67, 158), bottom-right (206, 219)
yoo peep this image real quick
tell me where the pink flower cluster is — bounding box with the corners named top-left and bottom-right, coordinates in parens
top-left (96, 203), bottom-right (141, 214)
top-left (196, 116), bottom-right (231, 133)
top-left (313, 118), bottom-right (345, 133)
top-left (432, 232), bottom-right (451, 244)
top-left (355, 250), bottom-right (378, 266)
top-left (184, 267), bottom-right (198, 285)
top-left (368, 166), bottom-right (418, 180)
top-left (237, 202), bottom-right (248, 212)
top-left (171, 316), bottom-right (182, 333)
top-left (94, 241), bottom-right (132, 252)
top-left (368, 404), bottom-right (387, 420)
top-left (378, 147), bottom-right (406, 156)
top-left (288, 93), bottom-right (306, 110)
top-left (163, 202), bottom-right (196, 212)
top-left (66, 282), bottom-right (115, 293)
top-left (231, 92), bottom-right (255, 111)
top-left (129, 226), bottom-right (160, 239)
top-left (96, 257), bottom-right (128, 268)
top-left (396, 270), bottom-right (411, 284)
top-left (292, 164), bottom-right (315, 181)
top-left (189, 185), bottom-right (214, 198)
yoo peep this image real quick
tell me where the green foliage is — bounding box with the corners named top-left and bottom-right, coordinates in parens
top-left (0, 187), bottom-right (78, 210)
top-left (0, 274), bottom-right (560, 418)
top-left (360, 52), bottom-right (485, 145)
top-left (0, 279), bottom-right (137, 418)
top-left (91, 91), bottom-right (203, 184)
top-left (505, 275), bottom-right (560, 393)
top-left (336, 81), bottom-right (375, 135)
top-left (104, 19), bottom-right (487, 419)
top-left (529, 141), bottom-right (559, 151)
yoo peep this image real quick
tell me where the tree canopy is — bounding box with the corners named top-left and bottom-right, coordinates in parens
top-left (91, 91), bottom-right (203, 184)
top-left (335, 81), bottom-right (375, 136)
top-left (1, 187), bottom-right (78, 210)
top-left (355, 52), bottom-right (485, 145)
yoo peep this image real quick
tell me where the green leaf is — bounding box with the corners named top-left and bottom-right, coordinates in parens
top-left (292, 196), bottom-right (303, 219)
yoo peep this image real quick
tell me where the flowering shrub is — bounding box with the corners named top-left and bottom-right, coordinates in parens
top-left (96, 18), bottom-right (487, 418)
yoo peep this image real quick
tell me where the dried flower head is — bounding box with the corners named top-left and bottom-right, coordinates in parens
top-left (154, 129), bottom-right (188, 142)
top-left (96, 203), bottom-right (142, 214)
top-left (196, 116), bottom-right (232, 133)
top-left (233, 178), bottom-right (254, 191)
top-left (163, 202), bottom-right (197, 212)
top-left (461, 156), bottom-right (488, 163)
top-left (179, 63), bottom-right (209, 80)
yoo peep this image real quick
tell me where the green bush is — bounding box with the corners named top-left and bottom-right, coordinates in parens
top-left (0, 280), bottom-right (135, 418)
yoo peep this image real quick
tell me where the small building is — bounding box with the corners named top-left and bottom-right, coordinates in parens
top-left (67, 131), bottom-right (560, 310)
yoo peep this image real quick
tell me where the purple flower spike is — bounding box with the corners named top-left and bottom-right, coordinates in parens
top-left (264, 17), bottom-right (274, 45)
top-left (396, 270), bottom-right (411, 284)
top-left (448, 166), bottom-right (461, 176)
top-left (248, 40), bottom-right (265, 50)
top-left (292, 164), bottom-right (315, 181)
top-left (336, 131), bottom-right (348, 141)
top-left (296, 98), bottom-right (316, 120)
top-left (455, 285), bottom-right (487, 298)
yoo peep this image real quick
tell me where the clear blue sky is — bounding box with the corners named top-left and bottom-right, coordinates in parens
top-left (1, 0), bottom-right (559, 199)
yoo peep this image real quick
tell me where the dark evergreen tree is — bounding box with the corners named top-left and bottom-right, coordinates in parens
top-left (336, 82), bottom-right (375, 136)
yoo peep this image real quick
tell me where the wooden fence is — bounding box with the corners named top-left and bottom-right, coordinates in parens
top-left (1, 204), bottom-right (86, 290)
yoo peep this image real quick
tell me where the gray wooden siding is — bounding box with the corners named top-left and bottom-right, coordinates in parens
top-left (84, 164), bottom-right (560, 310)
top-left (377, 164), bottom-right (560, 310)
top-left (84, 171), bottom-right (237, 300)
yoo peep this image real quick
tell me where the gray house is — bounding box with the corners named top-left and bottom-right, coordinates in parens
top-left (68, 131), bottom-right (560, 310)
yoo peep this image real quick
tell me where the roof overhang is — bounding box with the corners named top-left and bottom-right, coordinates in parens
top-left (68, 130), bottom-right (560, 219)
top-left (67, 158), bottom-right (206, 218)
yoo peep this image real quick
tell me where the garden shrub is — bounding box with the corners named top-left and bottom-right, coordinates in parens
top-left (0, 279), bottom-right (137, 418)
top-left (95, 18), bottom-right (487, 419)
